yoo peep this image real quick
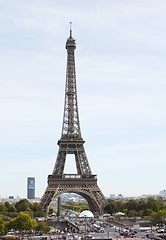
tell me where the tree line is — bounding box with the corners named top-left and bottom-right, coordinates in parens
top-left (1, 197), bottom-right (166, 234)
top-left (60, 197), bottom-right (166, 225)
top-left (0, 199), bottom-right (46, 220)
top-left (0, 199), bottom-right (50, 235)
top-left (0, 212), bottom-right (50, 234)
top-left (104, 197), bottom-right (166, 225)
top-left (61, 201), bottom-right (90, 213)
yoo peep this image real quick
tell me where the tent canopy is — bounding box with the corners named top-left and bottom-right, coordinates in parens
top-left (113, 212), bottom-right (125, 216)
top-left (79, 210), bottom-right (94, 218)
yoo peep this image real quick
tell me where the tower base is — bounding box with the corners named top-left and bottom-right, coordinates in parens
top-left (40, 174), bottom-right (108, 215)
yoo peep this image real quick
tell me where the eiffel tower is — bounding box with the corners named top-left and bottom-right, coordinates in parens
top-left (40, 23), bottom-right (108, 215)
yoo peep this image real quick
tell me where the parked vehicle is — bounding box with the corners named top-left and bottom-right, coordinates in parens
top-left (157, 229), bottom-right (165, 233)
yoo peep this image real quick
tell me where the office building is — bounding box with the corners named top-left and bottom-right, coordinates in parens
top-left (27, 177), bottom-right (35, 199)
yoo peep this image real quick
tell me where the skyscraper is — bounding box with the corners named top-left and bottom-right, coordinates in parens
top-left (27, 177), bottom-right (35, 199)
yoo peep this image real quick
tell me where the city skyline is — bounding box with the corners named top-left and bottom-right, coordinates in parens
top-left (0, 0), bottom-right (166, 198)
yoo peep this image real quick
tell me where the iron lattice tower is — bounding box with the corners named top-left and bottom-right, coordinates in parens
top-left (40, 24), bottom-right (108, 215)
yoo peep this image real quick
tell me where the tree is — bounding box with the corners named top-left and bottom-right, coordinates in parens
top-left (147, 198), bottom-right (160, 212)
top-left (123, 209), bottom-right (128, 216)
top-left (48, 207), bottom-right (53, 215)
top-left (9, 206), bottom-right (16, 213)
top-left (5, 202), bottom-right (16, 213)
top-left (31, 203), bottom-right (46, 218)
top-left (128, 210), bottom-right (136, 217)
top-left (116, 201), bottom-right (126, 212)
top-left (0, 216), bottom-right (5, 234)
top-left (35, 221), bottom-right (51, 233)
top-left (159, 199), bottom-right (166, 210)
top-left (137, 210), bottom-right (143, 217)
top-left (127, 200), bottom-right (140, 212)
top-left (15, 199), bottom-right (32, 213)
top-left (104, 200), bottom-right (117, 215)
top-left (61, 202), bottom-right (90, 213)
top-left (144, 209), bottom-right (153, 217)
top-left (139, 200), bottom-right (147, 211)
top-left (5, 202), bottom-right (11, 211)
top-left (0, 203), bottom-right (7, 213)
top-left (9, 212), bottom-right (36, 232)
top-left (152, 210), bottom-right (166, 225)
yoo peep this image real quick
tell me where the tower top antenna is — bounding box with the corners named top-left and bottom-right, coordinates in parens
top-left (70, 22), bottom-right (72, 38)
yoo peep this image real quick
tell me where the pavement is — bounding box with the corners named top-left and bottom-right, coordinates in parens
top-left (70, 225), bottom-right (151, 239)
top-left (26, 221), bottom-right (161, 240)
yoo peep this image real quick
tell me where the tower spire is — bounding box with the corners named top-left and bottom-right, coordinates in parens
top-left (63, 23), bottom-right (80, 140)
top-left (70, 22), bottom-right (72, 38)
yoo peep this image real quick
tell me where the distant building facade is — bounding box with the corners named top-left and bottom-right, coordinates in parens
top-left (27, 177), bottom-right (35, 199)
top-left (159, 190), bottom-right (166, 198)
top-left (9, 196), bottom-right (14, 199)
top-left (117, 194), bottom-right (124, 199)
top-left (110, 194), bottom-right (115, 199)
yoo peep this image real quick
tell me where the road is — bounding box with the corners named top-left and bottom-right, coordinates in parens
top-left (72, 225), bottom-right (134, 239)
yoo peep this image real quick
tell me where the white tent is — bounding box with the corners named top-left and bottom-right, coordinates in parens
top-left (79, 210), bottom-right (94, 218)
top-left (113, 212), bottom-right (125, 216)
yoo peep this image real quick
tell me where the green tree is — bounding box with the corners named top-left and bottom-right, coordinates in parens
top-left (15, 199), bottom-right (32, 213)
top-left (9, 206), bottom-right (16, 213)
top-left (5, 202), bottom-right (16, 213)
top-left (35, 221), bottom-right (51, 233)
top-left (62, 202), bottom-right (90, 213)
top-left (5, 202), bottom-right (11, 211)
top-left (123, 209), bottom-right (128, 217)
top-left (9, 212), bottom-right (36, 232)
top-left (128, 210), bottom-right (136, 217)
top-left (116, 201), bottom-right (126, 212)
top-left (31, 203), bottom-right (46, 218)
top-left (7, 212), bottom-right (18, 219)
top-left (105, 200), bottom-right (117, 215)
top-left (159, 200), bottom-right (166, 210)
top-left (0, 216), bottom-right (5, 234)
top-left (48, 207), bottom-right (54, 215)
top-left (0, 203), bottom-right (7, 213)
top-left (147, 198), bottom-right (160, 212)
top-left (127, 200), bottom-right (140, 212)
top-left (152, 210), bottom-right (166, 225)
top-left (144, 209), bottom-right (153, 217)
top-left (137, 210), bottom-right (143, 217)
top-left (103, 197), bottom-right (166, 219)
top-left (139, 200), bottom-right (147, 211)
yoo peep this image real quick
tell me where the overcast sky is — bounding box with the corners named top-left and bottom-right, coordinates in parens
top-left (0, 0), bottom-right (166, 199)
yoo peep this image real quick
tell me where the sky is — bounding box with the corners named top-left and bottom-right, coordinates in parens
top-left (0, 0), bottom-right (166, 199)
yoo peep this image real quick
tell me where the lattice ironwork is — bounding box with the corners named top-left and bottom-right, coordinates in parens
top-left (40, 175), bottom-right (108, 215)
top-left (61, 28), bottom-right (81, 140)
top-left (40, 23), bottom-right (108, 215)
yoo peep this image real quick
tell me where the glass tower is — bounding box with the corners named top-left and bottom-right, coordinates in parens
top-left (27, 177), bottom-right (35, 199)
